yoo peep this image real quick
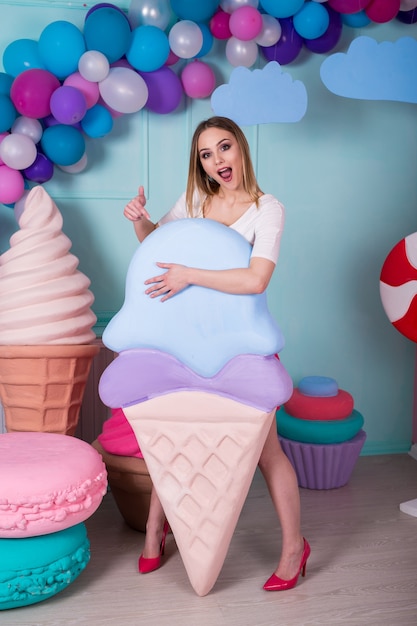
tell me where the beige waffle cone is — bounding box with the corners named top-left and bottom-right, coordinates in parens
top-left (123, 391), bottom-right (275, 596)
top-left (0, 344), bottom-right (99, 436)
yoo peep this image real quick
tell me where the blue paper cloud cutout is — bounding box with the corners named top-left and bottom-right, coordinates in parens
top-left (102, 219), bottom-right (285, 377)
top-left (211, 61), bottom-right (308, 125)
top-left (320, 36), bottom-right (417, 103)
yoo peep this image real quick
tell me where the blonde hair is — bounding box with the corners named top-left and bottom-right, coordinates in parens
top-left (185, 116), bottom-right (262, 216)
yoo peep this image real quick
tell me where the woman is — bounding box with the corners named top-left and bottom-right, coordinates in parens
top-left (124, 116), bottom-right (310, 591)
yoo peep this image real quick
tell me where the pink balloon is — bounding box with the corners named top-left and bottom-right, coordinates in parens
top-left (0, 164), bottom-right (25, 204)
top-left (181, 60), bottom-right (216, 99)
top-left (64, 72), bottom-right (100, 109)
top-left (229, 6), bottom-right (263, 41)
top-left (210, 9), bottom-right (232, 39)
top-left (10, 69), bottom-right (60, 119)
top-left (366, 0), bottom-right (400, 22)
top-left (327, 0), bottom-right (369, 13)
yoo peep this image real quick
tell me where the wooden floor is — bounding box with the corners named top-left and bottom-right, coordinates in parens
top-left (3, 454), bottom-right (417, 626)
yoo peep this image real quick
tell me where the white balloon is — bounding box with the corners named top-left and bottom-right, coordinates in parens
top-left (221, 0), bottom-right (259, 12)
top-left (255, 14), bottom-right (282, 47)
top-left (168, 21), bottom-right (203, 59)
top-left (99, 67), bottom-right (149, 114)
top-left (11, 117), bottom-right (43, 144)
top-left (78, 50), bottom-right (110, 83)
top-left (226, 37), bottom-right (258, 67)
top-left (400, 0), bottom-right (417, 9)
top-left (128, 0), bottom-right (172, 30)
top-left (0, 133), bottom-right (37, 170)
top-left (58, 152), bottom-right (88, 174)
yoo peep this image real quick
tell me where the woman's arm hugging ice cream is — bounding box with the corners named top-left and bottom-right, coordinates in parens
top-left (0, 186), bottom-right (99, 435)
top-left (99, 219), bottom-right (293, 596)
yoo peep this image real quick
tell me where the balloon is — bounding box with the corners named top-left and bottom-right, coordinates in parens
top-left (327, 0), bottom-right (369, 13)
top-left (304, 7), bottom-right (342, 53)
top-left (63, 72), bottom-right (100, 109)
top-left (2, 39), bottom-right (45, 77)
top-left (341, 10), bottom-right (371, 27)
top-left (170, 0), bottom-right (220, 22)
top-left (81, 104), bottom-right (114, 137)
top-left (10, 69), bottom-right (60, 118)
top-left (195, 22), bottom-right (214, 57)
top-left (255, 14), bottom-right (282, 47)
top-left (128, 0), bottom-right (173, 30)
top-left (260, 17), bottom-right (303, 65)
top-left (78, 50), bottom-right (110, 82)
top-left (57, 152), bottom-right (88, 174)
top-left (38, 21), bottom-right (86, 79)
top-left (226, 36), bottom-right (259, 67)
top-left (50, 86), bottom-right (87, 125)
top-left (23, 152), bottom-right (54, 183)
top-left (229, 6), bottom-right (263, 41)
top-left (86, 2), bottom-right (129, 19)
top-left (0, 133), bottom-right (37, 170)
top-left (0, 165), bottom-right (25, 204)
top-left (0, 95), bottom-right (17, 132)
top-left (293, 2), bottom-right (330, 39)
top-left (165, 49), bottom-right (181, 65)
top-left (221, 0), bottom-right (260, 11)
top-left (0, 73), bottom-right (13, 95)
top-left (126, 25), bottom-right (170, 71)
top-left (84, 6), bottom-right (132, 63)
top-left (259, 0), bottom-right (304, 18)
top-left (397, 7), bottom-right (417, 21)
top-left (400, 0), bottom-right (417, 8)
top-left (99, 67), bottom-right (149, 114)
top-left (169, 20), bottom-right (204, 58)
top-left (11, 116), bottom-right (43, 143)
top-left (41, 124), bottom-right (86, 166)
top-left (181, 60), bottom-right (216, 98)
top-left (366, 0), bottom-right (401, 22)
top-left (210, 9), bottom-right (232, 39)
top-left (139, 65), bottom-right (183, 113)
top-left (0, 133), bottom-right (9, 165)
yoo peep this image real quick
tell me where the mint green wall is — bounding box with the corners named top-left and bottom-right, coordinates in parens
top-left (0, 2), bottom-right (416, 455)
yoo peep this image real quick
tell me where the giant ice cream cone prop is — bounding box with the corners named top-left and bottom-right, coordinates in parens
top-left (99, 220), bottom-right (293, 595)
top-left (0, 186), bottom-right (98, 435)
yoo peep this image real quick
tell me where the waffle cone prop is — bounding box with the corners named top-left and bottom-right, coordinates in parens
top-left (99, 220), bottom-right (293, 595)
top-left (0, 344), bottom-right (99, 435)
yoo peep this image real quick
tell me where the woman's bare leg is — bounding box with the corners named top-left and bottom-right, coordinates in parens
top-left (141, 486), bottom-right (166, 558)
top-left (258, 421), bottom-right (305, 580)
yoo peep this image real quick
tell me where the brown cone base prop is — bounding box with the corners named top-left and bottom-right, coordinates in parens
top-left (124, 391), bottom-right (274, 596)
top-left (0, 344), bottom-right (99, 436)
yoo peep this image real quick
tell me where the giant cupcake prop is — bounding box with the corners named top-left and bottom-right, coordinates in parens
top-left (99, 219), bottom-right (293, 596)
top-left (0, 185), bottom-right (99, 435)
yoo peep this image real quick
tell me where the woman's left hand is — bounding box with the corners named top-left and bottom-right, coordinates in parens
top-left (144, 262), bottom-right (190, 302)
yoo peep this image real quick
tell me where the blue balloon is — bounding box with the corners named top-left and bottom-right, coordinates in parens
top-left (84, 7), bottom-right (131, 64)
top-left (195, 22), bottom-right (214, 58)
top-left (293, 2), bottom-right (330, 40)
top-left (259, 0), bottom-right (304, 19)
top-left (38, 21), bottom-right (86, 79)
top-left (126, 25), bottom-right (170, 72)
top-left (3, 39), bottom-right (45, 78)
top-left (0, 73), bottom-right (13, 96)
top-left (341, 10), bottom-right (371, 28)
top-left (40, 124), bottom-right (85, 166)
top-left (0, 95), bottom-right (17, 132)
top-left (81, 104), bottom-right (114, 138)
top-left (170, 0), bottom-right (219, 22)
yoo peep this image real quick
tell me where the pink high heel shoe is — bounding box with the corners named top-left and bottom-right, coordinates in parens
top-left (138, 521), bottom-right (170, 574)
top-left (263, 538), bottom-right (311, 591)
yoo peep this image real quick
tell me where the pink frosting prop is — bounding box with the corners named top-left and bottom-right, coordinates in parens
top-left (98, 407), bottom-right (143, 459)
top-left (0, 432), bottom-right (107, 538)
top-left (0, 185), bottom-right (96, 345)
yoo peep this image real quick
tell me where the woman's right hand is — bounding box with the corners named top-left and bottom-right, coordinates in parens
top-left (124, 185), bottom-right (151, 222)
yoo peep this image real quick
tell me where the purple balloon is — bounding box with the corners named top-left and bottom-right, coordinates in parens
top-left (50, 86), bottom-right (87, 125)
top-left (396, 9), bottom-right (417, 23)
top-left (23, 152), bottom-right (54, 183)
top-left (139, 66), bottom-right (183, 114)
top-left (260, 18), bottom-right (303, 65)
top-left (304, 7), bottom-right (342, 54)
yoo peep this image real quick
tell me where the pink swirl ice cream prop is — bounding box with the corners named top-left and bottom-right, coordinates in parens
top-left (0, 186), bottom-right (99, 434)
top-left (99, 219), bottom-right (293, 596)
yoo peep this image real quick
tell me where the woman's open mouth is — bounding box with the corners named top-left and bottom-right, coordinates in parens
top-left (217, 167), bottom-right (232, 182)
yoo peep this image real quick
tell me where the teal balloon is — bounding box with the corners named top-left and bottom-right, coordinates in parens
top-left (3, 39), bottom-right (45, 77)
top-left (41, 124), bottom-right (85, 166)
top-left (0, 95), bottom-right (17, 132)
top-left (170, 0), bottom-right (219, 22)
top-left (81, 104), bottom-right (114, 138)
top-left (293, 2), bottom-right (330, 40)
top-left (84, 7), bottom-right (131, 63)
top-left (259, 0), bottom-right (304, 19)
top-left (126, 25), bottom-right (170, 72)
top-left (195, 23), bottom-right (214, 58)
top-left (38, 21), bottom-right (86, 79)
top-left (0, 73), bottom-right (13, 96)
top-left (341, 10), bottom-right (371, 28)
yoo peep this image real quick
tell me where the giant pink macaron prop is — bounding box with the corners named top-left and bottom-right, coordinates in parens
top-left (99, 219), bottom-right (293, 596)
